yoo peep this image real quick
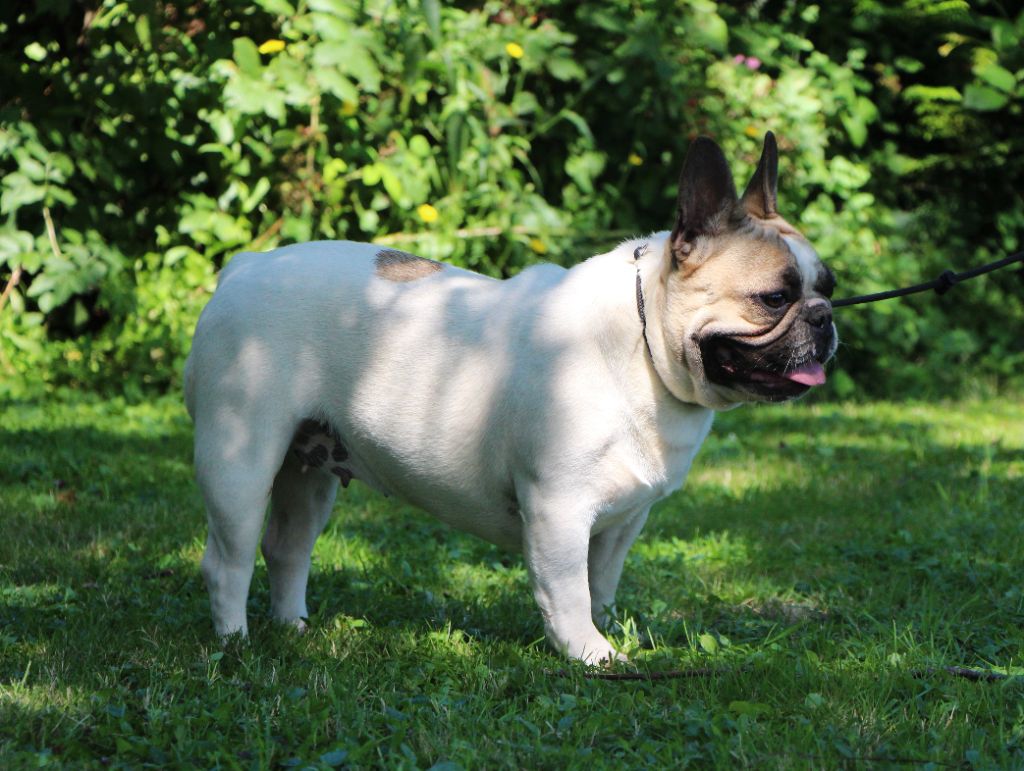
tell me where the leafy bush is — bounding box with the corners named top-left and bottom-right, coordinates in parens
top-left (1, 0), bottom-right (1021, 398)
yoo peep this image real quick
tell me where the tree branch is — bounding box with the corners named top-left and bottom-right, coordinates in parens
top-left (43, 205), bottom-right (64, 259)
top-left (0, 264), bottom-right (24, 314)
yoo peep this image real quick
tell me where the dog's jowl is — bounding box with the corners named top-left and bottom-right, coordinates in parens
top-left (184, 132), bottom-right (837, 664)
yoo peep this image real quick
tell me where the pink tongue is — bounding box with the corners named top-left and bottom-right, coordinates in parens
top-left (784, 361), bottom-right (826, 386)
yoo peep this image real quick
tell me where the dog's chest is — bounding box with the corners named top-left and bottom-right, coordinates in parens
top-left (590, 406), bottom-right (714, 528)
top-left (647, 409), bottom-right (714, 490)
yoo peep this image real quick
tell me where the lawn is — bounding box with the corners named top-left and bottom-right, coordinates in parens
top-left (1, 394), bottom-right (1022, 768)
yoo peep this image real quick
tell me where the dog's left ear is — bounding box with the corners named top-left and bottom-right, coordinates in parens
top-left (740, 131), bottom-right (778, 220)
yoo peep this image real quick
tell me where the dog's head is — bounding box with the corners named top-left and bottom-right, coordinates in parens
top-left (653, 133), bottom-right (838, 408)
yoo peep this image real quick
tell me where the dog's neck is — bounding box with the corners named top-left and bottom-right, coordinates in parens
top-left (631, 241), bottom-right (707, 410)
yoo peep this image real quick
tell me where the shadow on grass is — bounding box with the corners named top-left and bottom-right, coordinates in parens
top-left (1, 398), bottom-right (1022, 694)
top-left (0, 413), bottom-right (542, 677)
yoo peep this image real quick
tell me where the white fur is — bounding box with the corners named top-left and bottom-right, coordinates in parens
top-left (783, 233), bottom-right (822, 287)
top-left (185, 234), bottom-right (773, 663)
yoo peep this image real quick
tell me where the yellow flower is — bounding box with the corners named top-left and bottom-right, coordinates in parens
top-left (628, 153), bottom-right (643, 166)
top-left (744, 125), bottom-right (760, 138)
top-left (340, 100), bottom-right (358, 117)
top-left (258, 39), bottom-right (286, 55)
top-left (529, 237), bottom-right (547, 254)
top-left (65, 349), bottom-right (83, 362)
top-left (417, 203), bottom-right (439, 223)
top-left (505, 42), bottom-right (524, 60)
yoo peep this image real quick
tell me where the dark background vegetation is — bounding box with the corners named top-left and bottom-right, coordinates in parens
top-left (1, 0), bottom-right (1022, 399)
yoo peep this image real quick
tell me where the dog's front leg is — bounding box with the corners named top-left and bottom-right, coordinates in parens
top-left (588, 507), bottom-right (650, 629)
top-left (521, 505), bottom-right (623, 664)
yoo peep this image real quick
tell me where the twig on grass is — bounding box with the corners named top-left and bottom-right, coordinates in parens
top-left (763, 751), bottom-right (961, 768)
top-left (914, 666), bottom-right (1013, 683)
top-left (549, 665), bottom-right (1015, 683)
top-left (548, 666), bottom-right (739, 681)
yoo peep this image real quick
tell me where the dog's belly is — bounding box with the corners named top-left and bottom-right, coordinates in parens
top-left (287, 417), bottom-right (525, 549)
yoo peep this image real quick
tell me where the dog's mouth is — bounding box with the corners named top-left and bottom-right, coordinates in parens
top-left (700, 336), bottom-right (827, 401)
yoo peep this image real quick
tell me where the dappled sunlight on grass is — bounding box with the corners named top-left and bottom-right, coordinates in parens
top-left (425, 625), bottom-right (483, 659)
top-left (632, 531), bottom-right (752, 576)
top-left (314, 529), bottom-right (382, 572)
top-left (687, 458), bottom-right (816, 496)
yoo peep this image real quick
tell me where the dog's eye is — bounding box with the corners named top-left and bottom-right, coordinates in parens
top-left (759, 292), bottom-right (789, 309)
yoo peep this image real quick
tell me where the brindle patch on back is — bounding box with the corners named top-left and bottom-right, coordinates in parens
top-left (290, 418), bottom-right (354, 487)
top-left (374, 248), bottom-right (443, 282)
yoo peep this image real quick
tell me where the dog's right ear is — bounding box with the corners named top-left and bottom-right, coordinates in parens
top-left (669, 136), bottom-right (739, 265)
top-left (740, 131), bottom-right (779, 219)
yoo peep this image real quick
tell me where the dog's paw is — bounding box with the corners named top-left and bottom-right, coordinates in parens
top-left (272, 616), bottom-right (309, 634)
top-left (567, 635), bottom-right (627, 666)
top-left (580, 647), bottom-right (628, 666)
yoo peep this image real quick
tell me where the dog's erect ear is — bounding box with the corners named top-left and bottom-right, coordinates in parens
top-left (740, 131), bottom-right (778, 220)
top-left (669, 136), bottom-right (739, 263)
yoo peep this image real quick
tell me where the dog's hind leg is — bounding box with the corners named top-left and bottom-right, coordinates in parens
top-left (194, 414), bottom-right (292, 639)
top-left (261, 453), bottom-right (339, 629)
top-left (197, 470), bottom-right (271, 638)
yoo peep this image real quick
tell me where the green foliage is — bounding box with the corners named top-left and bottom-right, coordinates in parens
top-left (2, 396), bottom-right (1024, 764)
top-left (0, 0), bottom-right (1021, 398)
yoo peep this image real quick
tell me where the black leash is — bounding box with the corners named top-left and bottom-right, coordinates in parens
top-left (832, 250), bottom-right (1024, 308)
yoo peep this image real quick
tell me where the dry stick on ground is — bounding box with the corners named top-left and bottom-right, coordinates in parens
top-left (550, 665), bottom-right (1013, 682)
top-left (913, 666), bottom-right (1012, 683)
top-left (548, 667), bottom-right (736, 681)
top-left (765, 752), bottom-right (961, 768)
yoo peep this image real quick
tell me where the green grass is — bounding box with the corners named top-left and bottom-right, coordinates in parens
top-left (1, 395), bottom-right (1023, 768)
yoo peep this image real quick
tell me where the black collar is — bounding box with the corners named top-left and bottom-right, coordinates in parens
top-left (633, 243), bottom-right (701, 409)
top-left (634, 244), bottom-right (653, 359)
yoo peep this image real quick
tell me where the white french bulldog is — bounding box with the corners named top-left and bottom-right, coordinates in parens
top-left (184, 132), bottom-right (837, 664)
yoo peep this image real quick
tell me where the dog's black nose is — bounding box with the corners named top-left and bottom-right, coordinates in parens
top-left (806, 303), bottom-right (832, 330)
